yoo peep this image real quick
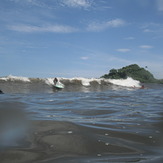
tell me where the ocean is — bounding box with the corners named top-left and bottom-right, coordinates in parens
top-left (0, 75), bottom-right (163, 163)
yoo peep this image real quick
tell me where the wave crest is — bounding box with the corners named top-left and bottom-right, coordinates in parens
top-left (0, 75), bottom-right (30, 82)
top-left (0, 75), bottom-right (141, 88)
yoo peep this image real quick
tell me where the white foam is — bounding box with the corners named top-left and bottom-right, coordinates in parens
top-left (0, 75), bottom-right (30, 82)
top-left (45, 78), bottom-right (54, 86)
top-left (81, 78), bottom-right (91, 86)
top-left (108, 77), bottom-right (141, 88)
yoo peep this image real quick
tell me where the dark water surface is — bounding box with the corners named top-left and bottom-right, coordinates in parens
top-left (0, 82), bottom-right (163, 162)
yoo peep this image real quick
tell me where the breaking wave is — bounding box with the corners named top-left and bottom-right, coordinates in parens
top-left (0, 75), bottom-right (142, 93)
top-left (0, 75), bottom-right (30, 82)
top-left (0, 75), bottom-right (141, 87)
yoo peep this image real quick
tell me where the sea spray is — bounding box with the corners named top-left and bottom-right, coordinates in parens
top-left (45, 78), bottom-right (54, 86)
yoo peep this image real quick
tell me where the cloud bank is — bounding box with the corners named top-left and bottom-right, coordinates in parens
top-left (8, 24), bottom-right (78, 33)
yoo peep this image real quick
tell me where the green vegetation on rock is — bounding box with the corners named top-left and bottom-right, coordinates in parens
top-left (101, 64), bottom-right (162, 83)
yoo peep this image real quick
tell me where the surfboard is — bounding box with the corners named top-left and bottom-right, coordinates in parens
top-left (54, 82), bottom-right (65, 89)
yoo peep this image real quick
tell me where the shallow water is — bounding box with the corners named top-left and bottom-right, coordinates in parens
top-left (0, 81), bottom-right (163, 162)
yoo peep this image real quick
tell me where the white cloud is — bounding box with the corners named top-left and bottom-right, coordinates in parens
top-left (157, 0), bottom-right (163, 11)
top-left (124, 37), bottom-right (135, 40)
top-left (142, 22), bottom-right (163, 38)
top-left (87, 19), bottom-right (126, 32)
top-left (81, 56), bottom-right (89, 60)
top-left (61, 0), bottom-right (93, 8)
top-left (143, 29), bottom-right (154, 33)
top-left (139, 45), bottom-right (153, 49)
top-left (8, 24), bottom-right (78, 33)
top-left (116, 49), bottom-right (131, 53)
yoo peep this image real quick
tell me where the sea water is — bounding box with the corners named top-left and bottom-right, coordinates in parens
top-left (0, 76), bottom-right (163, 163)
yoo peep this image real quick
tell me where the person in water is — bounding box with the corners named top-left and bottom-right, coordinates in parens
top-left (0, 89), bottom-right (4, 94)
top-left (53, 78), bottom-right (58, 85)
top-left (140, 85), bottom-right (145, 89)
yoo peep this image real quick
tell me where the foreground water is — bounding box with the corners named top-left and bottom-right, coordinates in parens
top-left (0, 77), bottom-right (163, 162)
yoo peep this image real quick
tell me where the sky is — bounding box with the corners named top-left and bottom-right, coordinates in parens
top-left (0, 0), bottom-right (163, 78)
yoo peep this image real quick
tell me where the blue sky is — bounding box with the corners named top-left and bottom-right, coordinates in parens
top-left (0, 0), bottom-right (163, 78)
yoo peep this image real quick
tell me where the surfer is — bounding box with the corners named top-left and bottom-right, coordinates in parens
top-left (53, 78), bottom-right (58, 85)
top-left (53, 78), bottom-right (65, 89)
top-left (0, 89), bottom-right (4, 94)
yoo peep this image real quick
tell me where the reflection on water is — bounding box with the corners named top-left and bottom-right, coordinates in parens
top-left (0, 102), bottom-right (29, 148)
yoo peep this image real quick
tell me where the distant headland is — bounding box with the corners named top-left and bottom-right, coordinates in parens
top-left (101, 64), bottom-right (163, 84)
